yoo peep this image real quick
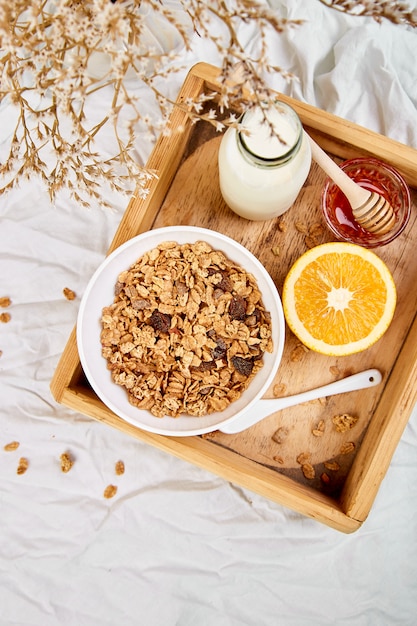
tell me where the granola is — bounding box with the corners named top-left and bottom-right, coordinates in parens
top-left (332, 413), bottom-right (359, 433)
top-left (312, 429), bottom-right (324, 437)
top-left (100, 241), bottom-right (273, 418)
top-left (312, 419), bottom-right (325, 437)
top-left (17, 457), bottom-right (29, 475)
top-left (301, 462), bottom-right (315, 480)
top-left (63, 287), bottom-right (76, 301)
top-left (115, 460), bottom-right (125, 475)
top-left (60, 452), bottom-right (74, 473)
top-left (272, 426), bottom-right (289, 444)
top-left (273, 382), bottom-right (287, 397)
top-left (324, 460), bottom-right (340, 471)
top-left (296, 452), bottom-right (311, 465)
top-left (104, 484), bottom-right (118, 499)
top-left (4, 441), bottom-right (20, 451)
top-left (340, 442), bottom-right (356, 455)
top-left (290, 343), bottom-right (309, 362)
top-left (329, 365), bottom-right (341, 377)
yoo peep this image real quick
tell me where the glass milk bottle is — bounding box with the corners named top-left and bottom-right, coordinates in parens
top-left (218, 102), bottom-right (311, 220)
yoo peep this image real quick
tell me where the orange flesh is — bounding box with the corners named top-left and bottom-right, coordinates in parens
top-left (293, 253), bottom-right (387, 346)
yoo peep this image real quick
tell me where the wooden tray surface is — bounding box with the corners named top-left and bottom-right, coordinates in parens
top-left (51, 63), bottom-right (417, 533)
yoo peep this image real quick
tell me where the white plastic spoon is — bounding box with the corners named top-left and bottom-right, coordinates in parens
top-left (219, 368), bottom-right (382, 434)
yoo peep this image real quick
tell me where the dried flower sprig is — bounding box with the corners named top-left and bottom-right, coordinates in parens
top-left (319, 0), bottom-right (417, 27)
top-left (0, 0), bottom-right (302, 208)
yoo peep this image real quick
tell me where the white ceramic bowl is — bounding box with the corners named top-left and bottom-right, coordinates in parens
top-left (77, 226), bottom-right (285, 436)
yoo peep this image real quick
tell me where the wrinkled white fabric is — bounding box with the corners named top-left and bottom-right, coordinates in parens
top-left (1, 1), bottom-right (417, 625)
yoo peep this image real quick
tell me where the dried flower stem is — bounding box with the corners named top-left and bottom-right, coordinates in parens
top-left (318, 0), bottom-right (417, 27)
top-left (1, 0), bottom-right (414, 208)
top-left (0, 0), bottom-right (304, 206)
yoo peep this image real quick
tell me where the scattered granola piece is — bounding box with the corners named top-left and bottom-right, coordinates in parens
top-left (17, 457), bottom-right (29, 475)
top-left (307, 397), bottom-right (327, 406)
top-left (309, 223), bottom-right (325, 238)
top-left (115, 460), bottom-right (125, 475)
top-left (302, 463), bottom-right (315, 479)
top-left (320, 472), bottom-right (330, 484)
top-left (297, 452), bottom-right (311, 465)
top-left (329, 365), bottom-right (341, 377)
top-left (0, 297), bottom-right (11, 308)
top-left (63, 287), bottom-right (76, 301)
top-left (273, 455), bottom-right (284, 464)
top-left (304, 223), bottom-right (326, 249)
top-left (277, 220), bottom-right (287, 232)
top-left (290, 343), bottom-right (309, 362)
top-left (324, 460), bottom-right (340, 471)
top-left (295, 221), bottom-right (308, 234)
top-left (104, 484), bottom-right (118, 499)
top-left (271, 246), bottom-right (280, 257)
top-left (60, 452), bottom-right (74, 473)
top-left (312, 419), bottom-right (325, 437)
top-left (272, 427), bottom-right (289, 444)
top-left (332, 413), bottom-right (359, 433)
top-left (340, 442), bottom-right (356, 455)
top-left (305, 235), bottom-right (317, 249)
top-left (4, 441), bottom-right (20, 451)
top-left (273, 382), bottom-right (287, 397)
top-left (0, 312), bottom-right (11, 323)
top-left (201, 431), bottom-right (217, 439)
top-left (312, 428), bottom-right (324, 437)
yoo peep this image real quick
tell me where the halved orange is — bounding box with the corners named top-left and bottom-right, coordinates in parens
top-left (282, 242), bottom-right (396, 356)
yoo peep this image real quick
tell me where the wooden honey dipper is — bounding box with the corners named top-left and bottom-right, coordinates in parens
top-left (306, 133), bottom-right (396, 235)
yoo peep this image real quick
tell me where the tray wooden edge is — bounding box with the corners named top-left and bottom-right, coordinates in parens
top-left (341, 312), bottom-right (417, 518)
top-left (54, 383), bottom-right (361, 534)
top-left (50, 61), bottom-right (417, 534)
top-left (190, 62), bottom-right (417, 186)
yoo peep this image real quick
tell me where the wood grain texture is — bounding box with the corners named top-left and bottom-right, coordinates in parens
top-left (51, 63), bottom-right (417, 532)
top-left (152, 130), bottom-right (417, 499)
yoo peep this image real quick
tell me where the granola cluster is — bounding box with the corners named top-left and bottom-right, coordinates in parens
top-left (60, 452), bottom-right (74, 473)
top-left (100, 240), bottom-right (273, 418)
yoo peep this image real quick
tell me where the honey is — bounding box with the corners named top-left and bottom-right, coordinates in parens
top-left (322, 157), bottom-right (411, 248)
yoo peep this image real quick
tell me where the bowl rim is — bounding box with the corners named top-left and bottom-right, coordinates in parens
top-left (321, 156), bottom-right (411, 248)
top-left (76, 225), bottom-right (285, 436)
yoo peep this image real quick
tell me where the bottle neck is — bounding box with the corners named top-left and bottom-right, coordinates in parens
top-left (237, 103), bottom-right (303, 168)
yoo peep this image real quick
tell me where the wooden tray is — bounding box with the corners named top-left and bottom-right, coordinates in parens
top-left (51, 63), bottom-right (417, 533)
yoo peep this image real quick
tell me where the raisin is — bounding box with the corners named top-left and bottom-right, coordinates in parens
top-left (252, 308), bottom-right (262, 323)
top-left (229, 295), bottom-right (246, 321)
top-left (212, 337), bottom-right (227, 360)
top-left (217, 273), bottom-right (232, 292)
top-left (208, 267), bottom-right (232, 292)
top-left (231, 356), bottom-right (254, 376)
top-left (149, 310), bottom-right (171, 333)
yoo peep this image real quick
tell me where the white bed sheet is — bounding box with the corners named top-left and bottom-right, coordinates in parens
top-left (1, 1), bottom-right (417, 624)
